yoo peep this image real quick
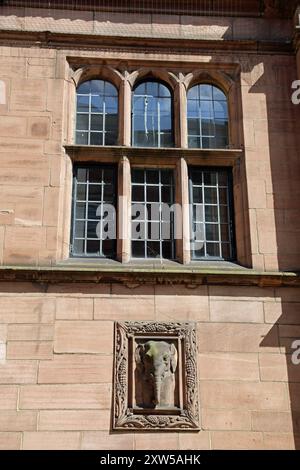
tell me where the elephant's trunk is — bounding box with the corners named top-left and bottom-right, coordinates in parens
top-left (153, 376), bottom-right (161, 406)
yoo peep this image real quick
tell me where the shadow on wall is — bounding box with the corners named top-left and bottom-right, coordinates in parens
top-left (245, 57), bottom-right (300, 271)
top-left (260, 305), bottom-right (300, 450)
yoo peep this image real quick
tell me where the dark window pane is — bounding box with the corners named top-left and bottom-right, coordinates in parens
top-left (206, 224), bottom-right (219, 241)
top-left (161, 186), bottom-right (172, 203)
top-left (218, 171), bottom-right (228, 186)
top-left (202, 119), bottom-right (215, 136)
top-left (147, 241), bottom-right (161, 258)
top-left (202, 137), bottom-right (215, 149)
top-left (132, 185), bottom-right (144, 202)
top-left (204, 171), bottom-right (217, 186)
top-left (106, 114), bottom-right (118, 132)
top-left (105, 132), bottom-right (117, 146)
top-left (90, 132), bottom-right (102, 145)
top-left (160, 170), bottom-right (173, 185)
top-left (206, 243), bottom-right (220, 257)
top-left (102, 240), bottom-right (115, 257)
top-left (132, 169), bottom-right (144, 184)
top-left (216, 136), bottom-right (229, 149)
top-left (88, 203), bottom-right (101, 220)
top-left (89, 167), bottom-right (102, 183)
top-left (193, 186), bottom-right (203, 203)
top-left (103, 168), bottom-right (115, 183)
top-left (76, 132), bottom-right (88, 145)
top-left (146, 170), bottom-right (159, 184)
top-left (103, 184), bottom-right (114, 202)
top-left (132, 241), bottom-right (145, 258)
top-left (205, 205), bottom-right (219, 223)
top-left (89, 185), bottom-right (102, 201)
top-left (146, 186), bottom-right (159, 202)
top-left (221, 243), bottom-right (231, 259)
top-left (219, 188), bottom-right (228, 205)
top-left (191, 170), bottom-right (202, 185)
top-left (87, 221), bottom-right (99, 239)
top-left (91, 114), bottom-right (103, 131)
top-left (188, 118), bottom-right (200, 136)
top-left (162, 241), bottom-right (172, 258)
top-left (221, 224), bottom-right (230, 242)
top-left (160, 133), bottom-right (173, 147)
top-left (86, 240), bottom-right (100, 254)
top-left (188, 136), bottom-right (200, 148)
top-left (77, 114), bottom-right (89, 131)
top-left (205, 187), bottom-right (218, 204)
top-left (220, 205), bottom-right (229, 223)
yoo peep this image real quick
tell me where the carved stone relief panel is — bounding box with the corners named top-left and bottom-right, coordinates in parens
top-left (113, 321), bottom-right (200, 431)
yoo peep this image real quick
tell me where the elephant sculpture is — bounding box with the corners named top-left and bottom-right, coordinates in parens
top-left (135, 340), bottom-right (178, 409)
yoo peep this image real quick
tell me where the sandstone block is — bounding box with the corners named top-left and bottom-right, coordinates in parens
top-left (198, 353), bottom-right (259, 381)
top-left (81, 432), bottom-right (134, 450)
top-left (22, 431), bottom-right (81, 450)
top-left (38, 354), bottom-right (113, 384)
top-left (210, 300), bottom-right (264, 323)
top-left (39, 410), bottom-right (110, 431)
top-left (54, 321), bottom-right (113, 354)
top-left (20, 384), bottom-right (111, 409)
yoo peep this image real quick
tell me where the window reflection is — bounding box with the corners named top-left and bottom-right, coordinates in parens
top-left (132, 81), bottom-right (173, 148)
top-left (187, 84), bottom-right (229, 149)
top-left (76, 80), bottom-right (118, 146)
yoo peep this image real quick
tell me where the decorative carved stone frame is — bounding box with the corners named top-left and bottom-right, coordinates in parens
top-left (113, 321), bottom-right (200, 431)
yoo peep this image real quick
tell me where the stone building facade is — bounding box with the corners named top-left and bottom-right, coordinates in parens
top-left (0, 0), bottom-right (300, 450)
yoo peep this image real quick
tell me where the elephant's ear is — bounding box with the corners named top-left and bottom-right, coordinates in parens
top-left (170, 343), bottom-right (178, 373)
top-left (135, 344), bottom-right (145, 372)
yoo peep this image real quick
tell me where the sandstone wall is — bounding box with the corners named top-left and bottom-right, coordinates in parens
top-left (0, 283), bottom-right (299, 450)
top-left (0, 45), bottom-right (300, 270)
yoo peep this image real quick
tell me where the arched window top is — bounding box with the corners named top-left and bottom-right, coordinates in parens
top-left (76, 79), bottom-right (118, 146)
top-left (187, 83), bottom-right (229, 149)
top-left (77, 79), bottom-right (118, 96)
top-left (132, 80), bottom-right (173, 148)
top-left (133, 80), bottom-right (171, 97)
